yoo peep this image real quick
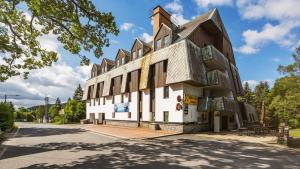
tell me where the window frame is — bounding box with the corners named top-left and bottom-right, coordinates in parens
top-left (156, 38), bottom-right (161, 50)
top-left (164, 35), bottom-right (170, 47)
top-left (163, 111), bottom-right (169, 123)
top-left (163, 86), bottom-right (169, 99)
top-left (138, 48), bottom-right (142, 58)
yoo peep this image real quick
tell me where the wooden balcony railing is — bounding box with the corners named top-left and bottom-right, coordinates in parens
top-left (206, 70), bottom-right (230, 89)
top-left (202, 45), bottom-right (227, 71)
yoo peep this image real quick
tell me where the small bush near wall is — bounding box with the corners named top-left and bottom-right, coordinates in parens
top-left (0, 102), bottom-right (14, 131)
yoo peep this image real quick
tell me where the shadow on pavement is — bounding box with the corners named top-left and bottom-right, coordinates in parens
top-left (14, 127), bottom-right (86, 138)
top-left (2, 137), bottom-right (299, 169)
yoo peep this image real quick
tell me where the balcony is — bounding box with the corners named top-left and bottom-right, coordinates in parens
top-left (212, 97), bottom-right (238, 112)
top-left (198, 98), bottom-right (212, 111)
top-left (202, 45), bottom-right (227, 71)
top-left (206, 70), bottom-right (231, 89)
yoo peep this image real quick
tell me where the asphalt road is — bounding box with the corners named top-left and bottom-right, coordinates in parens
top-left (0, 122), bottom-right (300, 169)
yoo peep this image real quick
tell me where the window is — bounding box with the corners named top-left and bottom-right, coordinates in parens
top-left (121, 94), bottom-right (124, 103)
top-left (98, 98), bottom-right (100, 105)
top-left (128, 92), bottom-right (131, 102)
top-left (112, 96), bottom-right (115, 104)
top-left (138, 48), bottom-right (142, 58)
top-left (164, 35), bottom-right (170, 47)
top-left (163, 60), bottom-right (168, 73)
top-left (156, 39), bottom-right (161, 50)
top-left (121, 57), bottom-right (125, 65)
top-left (103, 97), bottom-right (106, 105)
top-left (102, 67), bottom-right (105, 73)
top-left (112, 112), bottom-right (115, 118)
top-left (132, 51), bottom-right (136, 60)
top-left (163, 86), bottom-right (169, 98)
top-left (93, 99), bottom-right (95, 106)
top-left (150, 112), bottom-right (155, 122)
top-left (128, 112), bottom-right (131, 118)
top-left (163, 111), bottom-right (169, 123)
top-left (229, 115), bottom-right (234, 123)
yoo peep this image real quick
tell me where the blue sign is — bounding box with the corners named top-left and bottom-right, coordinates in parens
top-left (114, 102), bottom-right (129, 112)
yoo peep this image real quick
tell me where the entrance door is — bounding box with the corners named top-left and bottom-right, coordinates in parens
top-left (222, 115), bottom-right (228, 130)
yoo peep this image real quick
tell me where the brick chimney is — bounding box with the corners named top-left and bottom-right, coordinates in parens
top-left (152, 5), bottom-right (172, 36)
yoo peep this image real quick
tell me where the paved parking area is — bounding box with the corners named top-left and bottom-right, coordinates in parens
top-left (82, 124), bottom-right (178, 139)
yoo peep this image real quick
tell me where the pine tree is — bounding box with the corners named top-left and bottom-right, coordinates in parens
top-left (238, 82), bottom-right (254, 104)
top-left (73, 84), bottom-right (84, 101)
top-left (55, 98), bottom-right (62, 110)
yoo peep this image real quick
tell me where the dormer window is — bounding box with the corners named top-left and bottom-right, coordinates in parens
top-left (121, 57), bottom-right (125, 65)
top-left (132, 51), bottom-right (136, 60)
top-left (164, 35), bottom-right (170, 47)
top-left (138, 48), bottom-right (142, 58)
top-left (155, 38), bottom-right (161, 50)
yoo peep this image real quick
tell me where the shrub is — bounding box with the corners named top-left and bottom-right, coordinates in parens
top-left (0, 102), bottom-right (14, 131)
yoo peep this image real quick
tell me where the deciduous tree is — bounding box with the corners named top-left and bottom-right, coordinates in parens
top-left (0, 0), bottom-right (119, 81)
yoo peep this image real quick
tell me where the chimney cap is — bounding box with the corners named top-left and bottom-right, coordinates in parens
top-left (151, 5), bottom-right (171, 17)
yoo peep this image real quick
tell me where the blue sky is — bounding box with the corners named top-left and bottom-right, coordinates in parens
top-left (84, 0), bottom-right (299, 88)
top-left (1, 0), bottom-right (300, 107)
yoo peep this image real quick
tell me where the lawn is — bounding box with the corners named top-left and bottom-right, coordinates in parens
top-left (290, 128), bottom-right (300, 138)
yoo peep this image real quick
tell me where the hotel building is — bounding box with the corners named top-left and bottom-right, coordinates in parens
top-left (83, 6), bottom-right (258, 133)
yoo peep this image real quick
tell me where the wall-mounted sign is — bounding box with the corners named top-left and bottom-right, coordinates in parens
top-left (114, 102), bottom-right (129, 112)
top-left (183, 94), bottom-right (198, 105)
top-left (177, 95), bottom-right (182, 102)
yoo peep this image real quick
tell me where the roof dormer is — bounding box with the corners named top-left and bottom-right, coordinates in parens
top-left (91, 64), bottom-right (101, 78)
top-left (100, 58), bottom-right (115, 74)
top-left (153, 23), bottom-right (173, 51)
top-left (130, 38), bottom-right (151, 61)
top-left (115, 49), bottom-right (131, 67)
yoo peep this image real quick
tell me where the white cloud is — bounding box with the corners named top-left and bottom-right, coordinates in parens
top-left (120, 22), bottom-right (135, 31)
top-left (243, 80), bottom-right (258, 90)
top-left (165, 0), bottom-right (189, 25)
top-left (194, 0), bottom-right (233, 8)
top-left (237, 0), bottom-right (300, 21)
top-left (140, 32), bottom-right (152, 43)
top-left (1, 59), bottom-right (92, 108)
top-left (237, 21), bottom-right (300, 54)
top-left (243, 79), bottom-right (274, 90)
top-left (236, 0), bottom-right (300, 54)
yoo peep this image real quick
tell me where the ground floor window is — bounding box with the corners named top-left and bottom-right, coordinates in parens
top-left (163, 86), bottom-right (169, 98)
top-left (128, 92), bottom-right (131, 102)
top-left (103, 97), bottom-right (106, 105)
top-left (229, 115), bottom-right (235, 123)
top-left (121, 94), bottom-right (124, 103)
top-left (128, 112), bottom-right (131, 118)
top-left (150, 112), bottom-right (155, 122)
top-left (112, 112), bottom-right (115, 118)
top-left (163, 111), bottom-right (169, 123)
top-left (198, 112), bottom-right (208, 123)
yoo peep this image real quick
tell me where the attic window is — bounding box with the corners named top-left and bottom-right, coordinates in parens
top-left (132, 51), bottom-right (136, 60)
top-left (138, 48), bottom-right (142, 58)
top-left (121, 57), bottom-right (125, 64)
top-left (155, 38), bottom-right (161, 50)
top-left (164, 35), bottom-right (170, 47)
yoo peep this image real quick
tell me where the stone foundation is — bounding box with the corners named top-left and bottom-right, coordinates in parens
top-left (140, 121), bottom-right (209, 133)
top-left (104, 119), bottom-right (138, 128)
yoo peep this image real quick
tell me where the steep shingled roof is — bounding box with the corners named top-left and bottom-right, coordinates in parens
top-left (175, 8), bottom-right (215, 42)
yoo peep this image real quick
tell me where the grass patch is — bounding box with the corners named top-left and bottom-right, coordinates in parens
top-left (290, 129), bottom-right (300, 138)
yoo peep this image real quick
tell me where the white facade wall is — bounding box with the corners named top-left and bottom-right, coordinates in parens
top-left (86, 83), bottom-right (205, 124)
top-left (155, 84), bottom-right (184, 123)
top-left (183, 84), bottom-right (203, 122)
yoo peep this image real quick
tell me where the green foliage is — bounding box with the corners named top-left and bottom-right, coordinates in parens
top-left (35, 105), bottom-right (45, 120)
top-left (48, 105), bottom-right (59, 119)
top-left (64, 99), bottom-right (85, 122)
top-left (14, 107), bottom-right (36, 122)
top-left (0, 102), bottom-right (14, 131)
top-left (238, 82), bottom-right (254, 104)
top-left (52, 115), bottom-right (67, 124)
top-left (269, 76), bottom-right (300, 127)
top-left (73, 84), bottom-right (83, 101)
top-left (0, 0), bottom-right (119, 81)
top-left (55, 97), bottom-right (62, 110)
top-left (278, 45), bottom-right (300, 76)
